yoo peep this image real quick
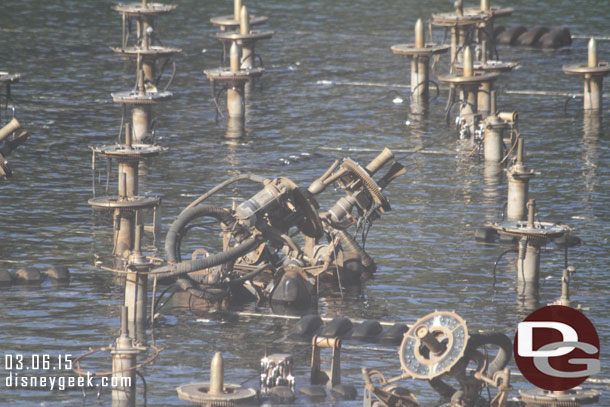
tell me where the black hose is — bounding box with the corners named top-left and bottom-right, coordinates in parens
top-left (335, 230), bottom-right (376, 273)
top-left (165, 204), bottom-right (235, 263)
top-left (153, 236), bottom-right (261, 280)
top-left (175, 277), bottom-right (228, 301)
top-left (183, 173), bottom-right (266, 213)
top-left (466, 332), bottom-right (513, 377)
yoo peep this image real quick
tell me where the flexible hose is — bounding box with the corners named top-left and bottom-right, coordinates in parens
top-left (466, 332), bottom-right (513, 377)
top-left (175, 276), bottom-right (228, 301)
top-left (165, 204), bottom-right (235, 263)
top-left (153, 236), bottom-right (261, 280)
top-left (335, 230), bottom-right (376, 273)
top-left (183, 173), bottom-right (266, 213)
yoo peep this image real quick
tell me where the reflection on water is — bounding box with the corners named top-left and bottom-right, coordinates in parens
top-left (0, 0), bottom-right (609, 406)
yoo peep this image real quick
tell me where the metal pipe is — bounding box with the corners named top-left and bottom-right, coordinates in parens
top-left (478, 81), bottom-right (492, 115)
top-left (240, 6), bottom-right (254, 69)
top-left (415, 325), bottom-right (445, 355)
top-left (0, 118), bottom-right (21, 143)
top-left (209, 352), bottom-right (224, 395)
top-left (585, 38), bottom-right (603, 110)
top-left (527, 199), bottom-right (535, 229)
top-left (365, 147), bottom-right (394, 174)
top-left (516, 137), bottom-right (524, 164)
top-left (415, 18), bottom-right (425, 49)
top-left (132, 105), bottom-right (150, 143)
top-left (517, 238), bottom-right (540, 284)
top-left (483, 117), bottom-right (503, 162)
top-left (588, 38), bottom-right (598, 68)
top-left (506, 174), bottom-right (529, 222)
top-left (481, 0), bottom-right (490, 11)
top-left (234, 0), bottom-right (242, 21)
top-left (227, 43), bottom-right (245, 118)
top-left (112, 306), bottom-right (137, 407)
top-left (463, 46), bottom-right (474, 77)
top-left (125, 270), bottom-right (147, 323)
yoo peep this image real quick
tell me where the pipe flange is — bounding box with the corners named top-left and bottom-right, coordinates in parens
top-left (210, 14), bottom-right (268, 30)
top-left (111, 90), bottom-right (173, 104)
top-left (113, 3), bottom-right (177, 16)
top-left (490, 220), bottom-right (571, 241)
top-left (399, 311), bottom-right (469, 380)
top-left (391, 43), bottom-right (450, 57)
top-left (177, 383), bottom-right (258, 405)
top-left (341, 159), bottom-right (390, 212)
top-left (204, 67), bottom-right (265, 82)
top-left (455, 60), bottom-right (519, 73)
top-left (519, 388), bottom-right (600, 406)
top-left (0, 72), bottom-right (21, 85)
top-left (562, 62), bottom-right (610, 76)
top-left (438, 72), bottom-right (500, 85)
top-left (216, 30), bottom-right (275, 42)
top-left (88, 195), bottom-right (161, 210)
top-left (111, 46), bottom-right (182, 57)
top-left (91, 144), bottom-right (167, 159)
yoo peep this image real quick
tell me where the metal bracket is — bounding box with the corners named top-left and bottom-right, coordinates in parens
top-left (310, 335), bottom-right (341, 388)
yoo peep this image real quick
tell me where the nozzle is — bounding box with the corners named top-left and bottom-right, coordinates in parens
top-left (0, 118), bottom-right (21, 143)
top-left (240, 6), bottom-right (250, 35)
top-left (588, 38), bottom-right (598, 68)
top-left (230, 42), bottom-right (241, 72)
top-left (463, 46), bottom-right (474, 77)
top-left (209, 352), bottom-right (225, 395)
top-left (365, 148), bottom-right (394, 175)
top-left (415, 19), bottom-right (425, 49)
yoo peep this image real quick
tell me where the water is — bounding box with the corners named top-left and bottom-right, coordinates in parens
top-left (0, 0), bottom-right (609, 406)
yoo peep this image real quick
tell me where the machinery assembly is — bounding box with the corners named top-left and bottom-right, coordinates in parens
top-left (0, 1), bottom-right (607, 407)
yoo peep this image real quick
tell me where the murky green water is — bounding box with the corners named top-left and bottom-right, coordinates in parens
top-left (0, 0), bottom-right (608, 406)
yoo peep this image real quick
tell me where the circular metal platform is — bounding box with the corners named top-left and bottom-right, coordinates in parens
top-left (520, 388), bottom-right (600, 407)
top-left (490, 220), bottom-right (571, 240)
top-left (210, 14), bottom-right (268, 30)
top-left (216, 30), bottom-right (275, 42)
top-left (111, 90), bottom-right (173, 104)
top-left (455, 60), bottom-right (519, 73)
top-left (113, 3), bottom-right (177, 16)
top-left (391, 43), bottom-right (450, 57)
top-left (204, 67), bottom-right (265, 82)
top-left (438, 71), bottom-right (500, 85)
top-left (177, 383), bottom-right (257, 405)
top-left (89, 195), bottom-right (160, 210)
top-left (91, 144), bottom-right (167, 159)
top-left (399, 311), bottom-right (469, 380)
top-left (463, 7), bottom-right (514, 18)
top-left (562, 62), bottom-right (610, 76)
top-left (111, 46), bottom-right (182, 58)
top-left (0, 73), bottom-right (20, 85)
top-left (431, 12), bottom-right (488, 27)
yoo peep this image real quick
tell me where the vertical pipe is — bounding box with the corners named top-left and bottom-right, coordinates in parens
top-left (463, 46), bottom-right (473, 77)
top-left (112, 307), bottom-right (137, 407)
top-left (585, 38), bottom-right (602, 110)
top-left (588, 38), bottom-right (598, 68)
top-left (526, 199), bottom-right (535, 229)
top-left (517, 240), bottom-right (540, 284)
top-left (234, 0), bottom-right (242, 21)
top-left (124, 269), bottom-right (148, 323)
top-left (484, 121), bottom-right (503, 162)
top-left (478, 81), bottom-right (492, 115)
top-left (209, 352), bottom-right (224, 395)
top-left (116, 215), bottom-right (133, 257)
top-left (457, 27), bottom-right (467, 63)
top-left (240, 6), bottom-right (253, 69)
top-left (132, 105), bottom-right (150, 143)
top-left (227, 42), bottom-right (245, 118)
top-left (490, 89), bottom-right (496, 114)
top-left (481, 0), bottom-right (490, 11)
top-left (506, 176), bottom-right (528, 221)
top-left (414, 18), bottom-right (425, 49)
top-left (450, 28), bottom-right (457, 72)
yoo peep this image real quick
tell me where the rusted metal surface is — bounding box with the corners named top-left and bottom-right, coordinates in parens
top-left (111, 90), bottom-right (173, 104)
